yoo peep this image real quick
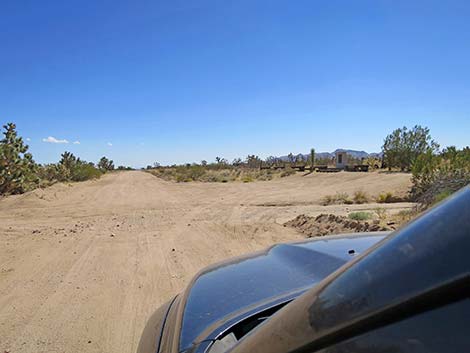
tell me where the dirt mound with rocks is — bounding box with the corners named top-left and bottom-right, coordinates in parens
top-left (284, 213), bottom-right (390, 237)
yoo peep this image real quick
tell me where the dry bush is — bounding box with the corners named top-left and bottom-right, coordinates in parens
top-left (374, 207), bottom-right (387, 221)
top-left (393, 209), bottom-right (418, 226)
top-left (280, 168), bottom-right (296, 178)
top-left (321, 192), bottom-right (353, 205)
top-left (353, 190), bottom-right (369, 204)
top-left (376, 192), bottom-right (407, 203)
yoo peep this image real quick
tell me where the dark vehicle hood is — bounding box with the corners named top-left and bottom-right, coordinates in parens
top-left (230, 187), bottom-right (470, 353)
top-left (179, 233), bottom-right (387, 351)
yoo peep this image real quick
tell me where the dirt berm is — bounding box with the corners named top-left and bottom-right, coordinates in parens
top-left (285, 213), bottom-right (391, 237)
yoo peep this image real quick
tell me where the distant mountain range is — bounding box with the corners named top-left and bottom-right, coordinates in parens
top-left (279, 149), bottom-right (382, 161)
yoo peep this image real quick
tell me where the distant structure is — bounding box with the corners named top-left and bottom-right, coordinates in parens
top-left (335, 150), bottom-right (348, 169)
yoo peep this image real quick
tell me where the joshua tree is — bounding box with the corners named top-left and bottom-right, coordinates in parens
top-left (0, 123), bottom-right (38, 194)
top-left (246, 155), bottom-right (262, 169)
top-left (215, 157), bottom-right (228, 165)
top-left (265, 156), bottom-right (277, 167)
top-left (98, 156), bottom-right (115, 171)
top-left (287, 153), bottom-right (295, 165)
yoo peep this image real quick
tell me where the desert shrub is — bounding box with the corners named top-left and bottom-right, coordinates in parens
top-left (394, 209), bottom-right (418, 225)
top-left (37, 164), bottom-right (59, 183)
top-left (376, 192), bottom-right (406, 203)
top-left (363, 157), bottom-right (382, 169)
top-left (353, 190), bottom-right (369, 204)
top-left (382, 125), bottom-right (439, 171)
top-left (54, 152), bottom-right (102, 182)
top-left (241, 176), bottom-right (254, 183)
top-left (377, 192), bottom-right (393, 203)
top-left (175, 174), bottom-right (188, 182)
top-left (432, 189), bottom-right (453, 205)
top-left (348, 212), bottom-right (372, 221)
top-left (321, 194), bottom-right (335, 205)
top-left (70, 163), bottom-right (102, 181)
top-left (411, 146), bottom-right (470, 206)
top-left (280, 168), bottom-right (296, 178)
top-left (337, 192), bottom-right (353, 204)
top-left (374, 207), bottom-right (387, 221)
top-left (321, 192), bottom-right (352, 205)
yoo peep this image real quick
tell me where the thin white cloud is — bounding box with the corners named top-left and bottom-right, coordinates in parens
top-left (42, 136), bottom-right (69, 144)
top-left (107, 142), bottom-right (113, 146)
top-left (26, 137), bottom-right (31, 141)
top-left (73, 141), bottom-right (80, 145)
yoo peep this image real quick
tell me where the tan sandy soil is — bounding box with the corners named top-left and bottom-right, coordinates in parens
top-left (0, 170), bottom-right (412, 353)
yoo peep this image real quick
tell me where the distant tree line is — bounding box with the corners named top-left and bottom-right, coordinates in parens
top-left (0, 123), bottom-right (117, 195)
top-left (3, 121), bottom-right (469, 202)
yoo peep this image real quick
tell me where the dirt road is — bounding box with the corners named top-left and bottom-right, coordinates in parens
top-left (0, 171), bottom-right (412, 353)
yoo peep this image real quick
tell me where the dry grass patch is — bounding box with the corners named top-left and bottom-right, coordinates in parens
top-left (321, 192), bottom-right (353, 206)
top-left (376, 191), bottom-right (408, 203)
top-left (352, 190), bottom-right (370, 204)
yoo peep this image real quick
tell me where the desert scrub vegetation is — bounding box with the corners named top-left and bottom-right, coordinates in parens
top-left (382, 125), bottom-right (439, 172)
top-left (149, 166), bottom-right (291, 183)
top-left (348, 211), bottom-right (372, 221)
top-left (352, 190), bottom-right (369, 204)
top-left (0, 123), bottom-right (112, 196)
top-left (374, 207), bottom-right (387, 221)
top-left (375, 191), bottom-right (407, 203)
top-left (147, 158), bottom-right (297, 183)
top-left (380, 125), bottom-right (469, 207)
top-left (322, 190), bottom-right (371, 206)
top-left (411, 146), bottom-right (470, 207)
top-left (321, 192), bottom-right (353, 206)
top-left (322, 190), bottom-right (408, 207)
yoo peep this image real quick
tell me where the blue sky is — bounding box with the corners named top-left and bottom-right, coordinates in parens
top-left (1, 0), bottom-right (469, 167)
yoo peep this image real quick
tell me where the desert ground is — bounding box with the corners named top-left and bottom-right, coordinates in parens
top-left (0, 170), bottom-right (412, 353)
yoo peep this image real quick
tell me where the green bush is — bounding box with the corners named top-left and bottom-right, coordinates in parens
top-left (382, 125), bottom-right (439, 171)
top-left (70, 164), bottom-right (102, 181)
top-left (348, 212), bottom-right (372, 221)
top-left (432, 189), bottom-right (453, 205)
top-left (411, 146), bottom-right (470, 205)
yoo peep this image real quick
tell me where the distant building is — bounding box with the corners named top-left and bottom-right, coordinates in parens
top-left (335, 150), bottom-right (348, 169)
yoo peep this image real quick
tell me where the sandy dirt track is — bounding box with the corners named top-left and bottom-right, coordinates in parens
top-left (0, 171), bottom-right (412, 353)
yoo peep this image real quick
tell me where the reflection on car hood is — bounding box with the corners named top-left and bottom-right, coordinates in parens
top-left (179, 232), bottom-right (387, 351)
